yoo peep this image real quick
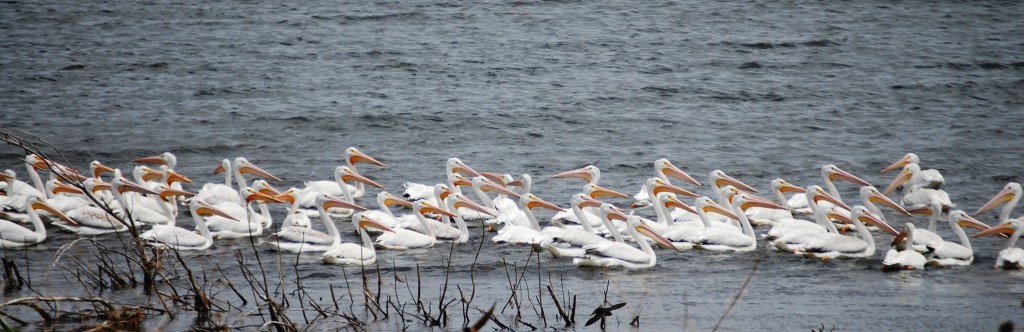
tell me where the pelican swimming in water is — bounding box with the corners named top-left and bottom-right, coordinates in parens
top-left (374, 200), bottom-right (456, 250)
top-left (194, 157), bottom-right (281, 207)
top-left (403, 158), bottom-right (481, 202)
top-left (573, 213), bottom-right (678, 270)
top-left (882, 223), bottom-right (927, 271)
top-left (974, 182), bottom-right (1021, 226)
top-left (787, 164), bottom-right (871, 215)
top-left (924, 210), bottom-right (987, 267)
top-left (972, 218), bottom-right (1024, 270)
top-left (492, 193), bottom-right (563, 245)
top-left (880, 153), bottom-right (945, 193)
top-left (396, 193), bottom-right (494, 241)
top-left (140, 199), bottom-right (238, 251)
top-left (631, 159), bottom-right (703, 208)
top-left (883, 164), bottom-right (953, 210)
top-left (266, 195), bottom-right (368, 253)
top-left (1, 197), bottom-right (73, 248)
top-left (321, 212), bottom-right (395, 266)
top-left (301, 148), bottom-right (388, 200)
top-left (695, 194), bottom-right (788, 252)
top-left (798, 206), bottom-right (899, 260)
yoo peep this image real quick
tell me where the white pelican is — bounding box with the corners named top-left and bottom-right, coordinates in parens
top-left (550, 165), bottom-right (602, 185)
top-left (880, 153), bottom-right (945, 192)
top-left (883, 164), bottom-right (953, 210)
top-left (194, 157), bottom-right (281, 207)
top-left (974, 182), bottom-right (1020, 225)
top-left (491, 193), bottom-right (563, 245)
top-left (464, 176), bottom-right (519, 222)
top-left (300, 166), bottom-right (385, 217)
top-left (302, 150), bottom-right (387, 200)
top-left (322, 212), bottom-right (394, 266)
top-left (41, 179), bottom-right (91, 214)
top-left (768, 186), bottom-right (852, 252)
top-left (24, 154), bottom-right (86, 183)
top-left (274, 188), bottom-right (315, 228)
top-left (541, 194), bottom-right (613, 257)
top-left (631, 159), bottom-right (703, 208)
top-left (0, 169), bottom-right (44, 215)
top-left (1, 197), bottom-right (72, 248)
top-left (972, 218), bottom-right (1024, 269)
top-left (206, 188), bottom-right (282, 239)
top-left (88, 160), bottom-right (116, 203)
top-left (660, 196), bottom-right (739, 248)
top-left (573, 214), bottom-right (677, 269)
top-left (745, 179), bottom-right (805, 226)
top-left (266, 195), bottom-right (367, 252)
top-left (547, 182), bottom-right (632, 229)
top-left (799, 206), bottom-right (898, 259)
top-left (403, 158), bottom-right (481, 201)
top-left (787, 164), bottom-right (871, 215)
top-left (904, 201), bottom-right (953, 252)
top-left (59, 178), bottom-right (130, 235)
top-left (882, 223), bottom-right (927, 270)
top-left (341, 147), bottom-right (389, 199)
top-left (695, 194), bottom-right (786, 252)
top-left (925, 210), bottom-right (987, 267)
top-left (102, 171), bottom-right (169, 226)
top-left (133, 152), bottom-right (178, 170)
top-left (375, 201), bottom-right (455, 250)
top-left (140, 199), bottom-right (238, 251)
top-left (397, 193), bottom-right (493, 241)
top-left (358, 191), bottom-right (416, 229)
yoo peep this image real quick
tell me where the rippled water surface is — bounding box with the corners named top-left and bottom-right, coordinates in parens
top-left (2, 0), bottom-right (1024, 330)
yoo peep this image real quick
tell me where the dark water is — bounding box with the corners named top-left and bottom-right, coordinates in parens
top-left (2, 0), bottom-right (1024, 330)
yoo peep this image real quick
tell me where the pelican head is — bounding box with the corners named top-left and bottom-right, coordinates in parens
top-left (447, 158), bottom-right (481, 177)
top-left (628, 215), bottom-right (678, 250)
top-left (709, 170), bottom-right (758, 193)
top-left (158, 185), bottom-right (196, 200)
top-left (133, 152), bottom-right (177, 169)
top-left (823, 164), bottom-right (871, 187)
top-left (656, 159), bottom-right (703, 187)
top-left (90, 161), bottom-right (115, 178)
top-left (550, 165), bottom-right (599, 184)
top-left (451, 193), bottom-right (497, 217)
top-left (851, 206), bottom-right (898, 235)
top-left (338, 166), bottom-right (385, 189)
top-left (972, 219), bottom-right (1020, 238)
top-left (354, 212), bottom-right (395, 233)
top-left (659, 192), bottom-right (698, 214)
top-left (949, 210), bottom-right (990, 231)
top-left (880, 153), bottom-right (920, 174)
top-left (235, 157), bottom-right (282, 182)
top-left (861, 186), bottom-right (911, 216)
top-left (584, 183), bottom-right (630, 199)
top-left (413, 200), bottom-right (456, 218)
top-left (975, 182), bottom-right (1021, 215)
top-left (473, 176), bottom-right (521, 199)
top-left (521, 193), bottom-right (562, 212)
top-left (882, 164), bottom-right (920, 195)
top-left (694, 196), bottom-right (738, 220)
top-left (771, 179), bottom-right (805, 194)
top-left (648, 177), bottom-right (698, 197)
top-left (319, 194), bottom-right (368, 212)
top-left (345, 147), bottom-right (388, 168)
top-left (807, 185), bottom-right (852, 211)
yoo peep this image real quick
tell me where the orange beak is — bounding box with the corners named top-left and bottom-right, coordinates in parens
top-left (322, 196), bottom-right (368, 211)
top-left (341, 167), bottom-right (385, 189)
top-left (550, 166), bottom-right (594, 183)
top-left (713, 171), bottom-right (758, 193)
top-left (524, 194), bottom-right (563, 212)
top-left (587, 183), bottom-right (630, 199)
top-left (880, 156), bottom-right (911, 174)
top-left (238, 161), bottom-right (282, 182)
top-left (975, 185), bottom-right (1016, 215)
top-left (133, 155), bottom-right (167, 165)
top-left (882, 169), bottom-right (913, 195)
top-left (158, 186), bottom-right (196, 200)
top-left (651, 180), bottom-right (698, 198)
top-left (662, 162), bottom-right (702, 187)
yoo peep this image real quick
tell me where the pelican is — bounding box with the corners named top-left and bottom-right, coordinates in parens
top-left (631, 159), bottom-right (703, 208)
top-left (883, 164), bottom-right (953, 210)
top-left (1, 197), bottom-right (72, 248)
top-left (787, 164), bottom-right (871, 215)
top-left (194, 157), bottom-right (281, 207)
top-left (695, 194), bottom-right (786, 252)
top-left (799, 206), bottom-right (899, 259)
top-left (59, 178), bottom-right (130, 235)
top-left (41, 179), bottom-right (91, 214)
top-left (24, 154), bottom-right (86, 183)
top-left (972, 218), bottom-right (1024, 269)
top-left (661, 196), bottom-right (738, 248)
top-left (491, 193), bottom-right (562, 245)
top-left (768, 186), bottom-right (852, 252)
top-left (397, 193), bottom-right (493, 241)
top-left (745, 179), bottom-right (805, 226)
top-left (322, 212), bottom-right (394, 266)
top-left (573, 214), bottom-right (677, 270)
top-left (301, 149), bottom-right (387, 200)
top-left (133, 152), bottom-right (178, 170)
top-left (103, 171), bottom-right (170, 225)
top-left (298, 166), bottom-right (385, 217)
top-left (904, 201), bottom-right (953, 252)
top-left (374, 201), bottom-right (455, 250)
top-left (548, 182), bottom-right (632, 228)
top-left (403, 158), bottom-right (481, 201)
top-left (550, 165), bottom-right (602, 185)
top-left (140, 199), bottom-right (238, 251)
top-left (541, 194), bottom-right (613, 257)
top-left (464, 176), bottom-right (518, 222)
top-left (925, 210), bottom-right (987, 267)
top-left (880, 153), bottom-right (945, 192)
top-left (359, 191), bottom-right (416, 229)
top-left (206, 188), bottom-right (282, 239)
top-left (882, 223), bottom-right (927, 270)
top-left (974, 182), bottom-right (1020, 225)
top-left (266, 195), bottom-right (367, 252)
top-left (0, 169), bottom-right (44, 215)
